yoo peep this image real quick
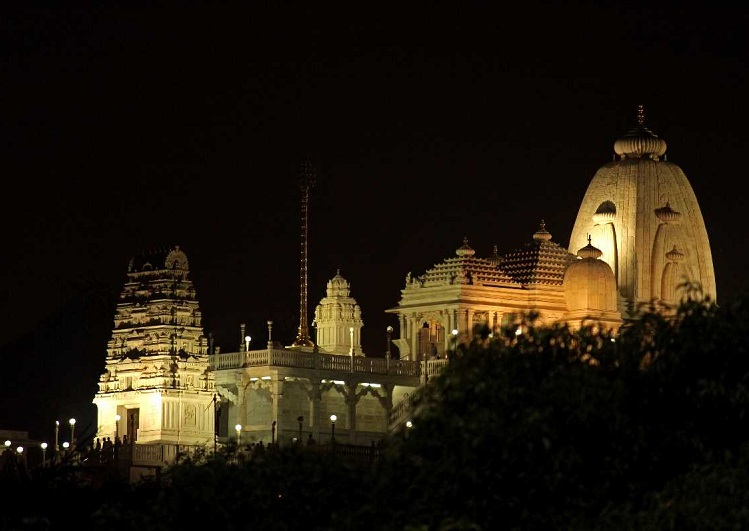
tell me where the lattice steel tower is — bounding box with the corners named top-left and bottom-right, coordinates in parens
top-left (292, 160), bottom-right (316, 347)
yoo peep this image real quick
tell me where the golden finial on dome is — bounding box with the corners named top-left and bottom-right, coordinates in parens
top-left (637, 104), bottom-right (645, 126)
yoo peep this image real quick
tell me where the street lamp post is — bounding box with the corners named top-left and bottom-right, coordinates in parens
top-left (115, 414), bottom-right (121, 440)
top-left (235, 424), bottom-right (242, 447)
top-left (69, 418), bottom-right (76, 447)
top-left (386, 325), bottom-right (393, 371)
top-left (271, 421), bottom-right (277, 447)
top-left (54, 421), bottom-right (59, 454)
top-left (452, 328), bottom-right (459, 356)
top-left (41, 442), bottom-right (48, 466)
top-left (349, 327), bottom-right (355, 371)
top-left (212, 394), bottom-right (219, 455)
top-left (245, 335), bottom-right (251, 352)
top-left (330, 414), bottom-right (337, 443)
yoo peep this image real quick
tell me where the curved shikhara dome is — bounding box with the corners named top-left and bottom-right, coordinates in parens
top-left (564, 239), bottom-right (618, 313)
top-left (568, 107), bottom-right (716, 317)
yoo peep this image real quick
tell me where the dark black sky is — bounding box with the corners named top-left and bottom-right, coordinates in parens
top-left (3, 5), bottom-right (749, 439)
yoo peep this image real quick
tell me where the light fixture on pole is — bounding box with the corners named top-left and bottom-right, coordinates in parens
top-left (330, 414), bottom-right (337, 443)
top-left (41, 442), bottom-right (48, 466)
top-left (386, 325), bottom-right (393, 371)
top-left (55, 421), bottom-right (59, 453)
top-left (245, 335), bottom-right (251, 352)
top-left (69, 418), bottom-right (76, 447)
top-left (212, 394), bottom-right (219, 455)
top-left (349, 327), bottom-right (354, 355)
top-left (115, 414), bottom-right (121, 440)
top-left (452, 328), bottom-right (459, 354)
top-left (4, 440), bottom-right (10, 450)
top-left (235, 424), bottom-right (242, 446)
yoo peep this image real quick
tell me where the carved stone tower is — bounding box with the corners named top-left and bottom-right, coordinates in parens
top-left (313, 269), bottom-right (365, 356)
top-left (92, 246), bottom-right (215, 446)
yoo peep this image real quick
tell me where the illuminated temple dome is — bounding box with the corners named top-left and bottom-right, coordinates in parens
top-left (563, 237), bottom-right (621, 330)
top-left (568, 106), bottom-right (716, 317)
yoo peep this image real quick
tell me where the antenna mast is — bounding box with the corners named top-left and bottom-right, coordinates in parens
top-left (292, 160), bottom-right (315, 347)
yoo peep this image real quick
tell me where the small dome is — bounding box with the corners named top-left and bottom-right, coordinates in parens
top-left (488, 244), bottom-right (502, 266)
top-left (533, 220), bottom-right (552, 241)
top-left (613, 105), bottom-right (667, 160)
top-left (564, 238), bottom-right (618, 313)
top-left (665, 245), bottom-right (685, 262)
top-left (654, 202), bottom-right (682, 223)
top-left (455, 237), bottom-right (476, 257)
top-left (577, 236), bottom-right (603, 259)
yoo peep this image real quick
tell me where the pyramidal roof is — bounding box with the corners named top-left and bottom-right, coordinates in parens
top-left (498, 221), bottom-right (577, 286)
top-left (409, 222), bottom-right (577, 289)
top-left (415, 237), bottom-right (513, 287)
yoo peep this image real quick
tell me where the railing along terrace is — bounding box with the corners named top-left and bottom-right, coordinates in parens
top-left (211, 348), bottom-right (426, 377)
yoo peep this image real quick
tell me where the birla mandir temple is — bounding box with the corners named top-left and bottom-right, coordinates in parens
top-left (91, 108), bottom-right (717, 476)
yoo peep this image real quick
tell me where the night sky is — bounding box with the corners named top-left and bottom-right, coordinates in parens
top-left (3, 5), bottom-right (749, 440)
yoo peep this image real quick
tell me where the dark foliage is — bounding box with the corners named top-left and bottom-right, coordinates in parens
top-left (361, 292), bottom-right (749, 530)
